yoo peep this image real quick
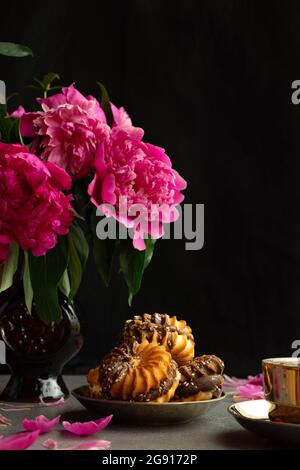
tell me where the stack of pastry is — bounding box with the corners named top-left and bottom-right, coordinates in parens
top-left (87, 313), bottom-right (224, 403)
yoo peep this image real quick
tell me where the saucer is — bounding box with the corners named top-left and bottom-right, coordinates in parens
top-left (228, 399), bottom-right (300, 444)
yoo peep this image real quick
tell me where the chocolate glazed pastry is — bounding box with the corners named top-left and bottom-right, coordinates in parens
top-left (87, 336), bottom-right (180, 402)
top-left (121, 313), bottom-right (195, 366)
top-left (174, 355), bottom-right (225, 401)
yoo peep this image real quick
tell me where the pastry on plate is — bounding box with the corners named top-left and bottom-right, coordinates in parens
top-left (87, 335), bottom-right (180, 403)
top-left (86, 366), bottom-right (102, 398)
top-left (174, 354), bottom-right (224, 401)
top-left (121, 312), bottom-right (195, 366)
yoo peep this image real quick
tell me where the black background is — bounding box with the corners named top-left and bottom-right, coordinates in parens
top-left (1, 0), bottom-right (300, 376)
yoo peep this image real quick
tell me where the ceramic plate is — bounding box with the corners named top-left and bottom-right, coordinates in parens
top-left (72, 386), bottom-right (226, 425)
top-left (228, 399), bottom-right (300, 444)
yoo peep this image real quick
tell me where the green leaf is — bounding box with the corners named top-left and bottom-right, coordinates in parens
top-left (32, 73), bottom-right (60, 98)
top-left (33, 77), bottom-right (44, 88)
top-left (71, 207), bottom-right (85, 221)
top-left (0, 42), bottom-right (33, 57)
top-left (6, 92), bottom-right (18, 102)
top-left (24, 84), bottom-right (40, 91)
top-left (0, 104), bottom-right (7, 118)
top-left (144, 237), bottom-right (156, 269)
top-left (0, 117), bottom-right (12, 141)
top-left (120, 237), bottom-right (156, 305)
top-left (96, 82), bottom-right (113, 126)
top-left (67, 241), bottom-right (81, 300)
top-left (9, 118), bottom-right (23, 144)
top-left (67, 234), bottom-right (82, 300)
top-left (23, 252), bottom-right (33, 314)
top-left (93, 237), bottom-right (116, 288)
top-left (0, 117), bottom-right (23, 144)
top-left (0, 243), bottom-right (19, 293)
top-left (66, 224), bottom-right (89, 300)
top-left (91, 210), bottom-right (116, 287)
top-left (42, 72), bottom-right (60, 91)
top-left (28, 240), bottom-right (68, 325)
top-left (58, 269), bottom-right (71, 297)
top-left (120, 240), bottom-right (145, 305)
top-left (48, 86), bottom-right (63, 91)
top-left (69, 224), bottom-right (89, 269)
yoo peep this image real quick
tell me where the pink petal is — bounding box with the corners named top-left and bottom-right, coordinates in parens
top-left (65, 440), bottom-right (110, 451)
top-left (133, 236), bottom-right (146, 251)
top-left (223, 373), bottom-right (264, 389)
top-left (144, 143), bottom-right (170, 164)
top-left (160, 205), bottom-right (180, 223)
top-left (111, 103), bottom-right (133, 129)
top-left (0, 142), bottom-right (28, 154)
top-left (247, 373), bottom-right (264, 386)
top-left (44, 162), bottom-right (72, 190)
top-left (173, 169), bottom-right (187, 190)
top-left (62, 83), bottom-right (86, 106)
top-left (236, 384), bottom-right (264, 400)
top-left (94, 142), bottom-right (107, 177)
top-left (22, 415), bottom-right (61, 434)
top-left (42, 438), bottom-right (110, 451)
top-left (88, 175), bottom-right (102, 207)
top-left (111, 103), bottom-right (144, 140)
top-left (223, 374), bottom-right (248, 388)
top-left (62, 415), bottom-right (112, 436)
top-left (0, 430), bottom-right (40, 450)
top-left (147, 222), bottom-right (164, 239)
top-left (39, 397), bottom-right (65, 407)
top-left (42, 438), bottom-right (58, 450)
top-left (10, 105), bottom-right (25, 118)
top-left (37, 94), bottom-right (66, 110)
top-left (101, 174), bottom-right (116, 205)
top-left (20, 112), bottom-right (40, 137)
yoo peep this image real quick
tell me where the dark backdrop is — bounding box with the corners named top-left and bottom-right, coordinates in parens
top-left (1, 0), bottom-right (300, 376)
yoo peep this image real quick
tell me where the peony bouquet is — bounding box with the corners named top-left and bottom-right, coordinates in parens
top-left (0, 42), bottom-right (187, 325)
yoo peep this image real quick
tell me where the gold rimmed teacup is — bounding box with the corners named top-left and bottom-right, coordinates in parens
top-left (262, 357), bottom-right (300, 423)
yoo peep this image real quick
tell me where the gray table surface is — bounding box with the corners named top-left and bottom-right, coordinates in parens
top-left (0, 375), bottom-right (288, 450)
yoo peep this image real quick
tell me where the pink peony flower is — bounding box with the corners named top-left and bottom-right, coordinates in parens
top-left (0, 142), bottom-right (73, 262)
top-left (88, 126), bottom-right (187, 250)
top-left (20, 84), bottom-right (110, 178)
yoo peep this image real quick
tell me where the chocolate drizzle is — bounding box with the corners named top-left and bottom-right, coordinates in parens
top-left (135, 361), bottom-right (178, 402)
top-left (175, 355), bottom-right (225, 399)
top-left (98, 343), bottom-right (133, 398)
top-left (179, 355), bottom-right (224, 378)
top-left (121, 313), bottom-right (194, 350)
top-left (97, 342), bottom-right (178, 402)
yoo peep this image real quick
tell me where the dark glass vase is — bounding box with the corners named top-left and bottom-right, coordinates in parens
top-left (0, 282), bottom-right (83, 402)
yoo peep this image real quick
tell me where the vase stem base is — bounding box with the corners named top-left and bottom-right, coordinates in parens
top-left (0, 373), bottom-right (69, 403)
